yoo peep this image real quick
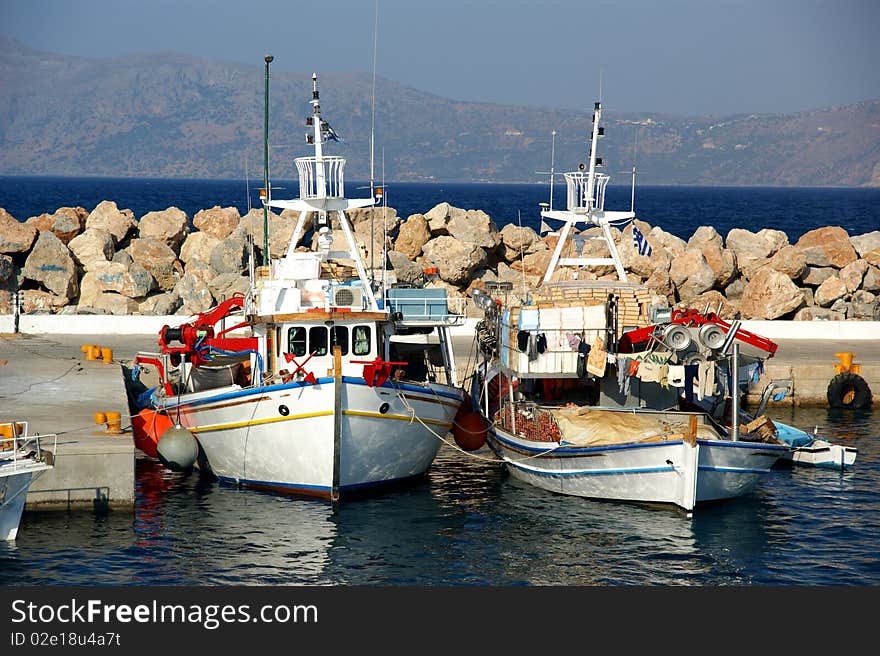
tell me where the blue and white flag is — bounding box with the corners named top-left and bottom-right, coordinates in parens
top-left (632, 225), bottom-right (652, 257)
top-left (322, 120), bottom-right (341, 142)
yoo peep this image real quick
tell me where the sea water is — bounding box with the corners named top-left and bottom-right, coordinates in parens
top-left (1, 406), bottom-right (877, 586)
top-left (1, 176), bottom-right (879, 242)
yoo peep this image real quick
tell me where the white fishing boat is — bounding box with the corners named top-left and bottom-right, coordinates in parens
top-left (1, 422), bottom-right (55, 540)
top-left (470, 100), bottom-right (789, 514)
top-left (130, 70), bottom-right (465, 502)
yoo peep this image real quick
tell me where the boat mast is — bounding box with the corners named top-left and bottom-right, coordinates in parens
top-left (262, 55), bottom-right (273, 267)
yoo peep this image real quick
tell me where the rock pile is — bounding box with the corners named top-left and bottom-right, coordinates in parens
top-left (1, 200), bottom-right (879, 321)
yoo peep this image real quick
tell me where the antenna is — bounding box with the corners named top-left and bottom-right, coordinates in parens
top-left (369, 0), bottom-right (379, 285)
top-left (549, 130), bottom-right (556, 211)
top-left (631, 124), bottom-right (639, 213)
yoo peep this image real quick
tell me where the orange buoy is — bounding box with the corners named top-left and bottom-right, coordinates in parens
top-left (452, 408), bottom-right (488, 451)
top-left (131, 408), bottom-right (173, 458)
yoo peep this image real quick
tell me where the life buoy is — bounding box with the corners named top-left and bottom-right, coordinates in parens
top-left (826, 372), bottom-right (873, 409)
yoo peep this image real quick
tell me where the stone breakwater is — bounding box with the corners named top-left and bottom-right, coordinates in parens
top-left (1, 200), bottom-right (879, 321)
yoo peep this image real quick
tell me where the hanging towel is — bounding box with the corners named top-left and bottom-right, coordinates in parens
top-left (528, 333), bottom-right (539, 361)
top-left (667, 365), bottom-right (686, 388)
top-left (517, 330), bottom-right (530, 352)
top-left (519, 308), bottom-right (540, 331)
top-left (628, 359), bottom-right (640, 376)
top-left (659, 364), bottom-right (670, 389)
top-left (586, 336), bottom-right (607, 377)
top-left (638, 361), bottom-right (662, 383)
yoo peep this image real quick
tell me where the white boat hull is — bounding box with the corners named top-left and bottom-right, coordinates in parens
top-left (781, 439), bottom-right (858, 469)
top-left (161, 376), bottom-right (462, 499)
top-left (487, 428), bottom-right (788, 513)
top-left (1, 467), bottom-right (47, 540)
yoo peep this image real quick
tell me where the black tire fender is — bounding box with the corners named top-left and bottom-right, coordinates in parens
top-left (826, 372), bottom-right (873, 409)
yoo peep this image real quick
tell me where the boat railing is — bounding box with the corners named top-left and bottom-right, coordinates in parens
top-left (385, 289), bottom-right (467, 326)
top-left (295, 156), bottom-right (346, 199)
top-left (565, 171), bottom-right (609, 213)
top-left (0, 422), bottom-right (56, 470)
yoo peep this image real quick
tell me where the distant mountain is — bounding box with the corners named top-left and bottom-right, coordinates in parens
top-left (1, 37), bottom-right (878, 187)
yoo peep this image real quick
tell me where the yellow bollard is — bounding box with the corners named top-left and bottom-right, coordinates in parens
top-left (101, 347), bottom-right (113, 364)
top-left (104, 411), bottom-right (122, 434)
top-left (94, 412), bottom-right (107, 425)
top-left (834, 352), bottom-right (861, 375)
top-left (81, 344), bottom-right (94, 360)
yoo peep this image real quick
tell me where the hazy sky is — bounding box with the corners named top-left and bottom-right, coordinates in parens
top-left (2, 0), bottom-right (878, 116)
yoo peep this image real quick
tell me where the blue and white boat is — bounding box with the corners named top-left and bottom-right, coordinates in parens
top-left (132, 71), bottom-right (464, 502)
top-left (470, 99), bottom-right (789, 515)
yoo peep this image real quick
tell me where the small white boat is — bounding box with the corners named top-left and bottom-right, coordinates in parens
top-left (130, 71), bottom-right (465, 502)
top-left (470, 99), bottom-right (788, 514)
top-left (0, 422), bottom-right (55, 540)
top-left (772, 421), bottom-right (857, 469)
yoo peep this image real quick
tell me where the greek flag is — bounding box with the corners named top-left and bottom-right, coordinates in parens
top-left (632, 225), bottom-right (652, 257)
top-left (322, 120), bottom-right (341, 142)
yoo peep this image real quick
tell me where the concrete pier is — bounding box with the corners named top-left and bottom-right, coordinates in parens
top-left (0, 333), bottom-right (137, 511)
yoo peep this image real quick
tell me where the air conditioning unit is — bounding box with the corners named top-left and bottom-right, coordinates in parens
top-left (331, 285), bottom-right (363, 309)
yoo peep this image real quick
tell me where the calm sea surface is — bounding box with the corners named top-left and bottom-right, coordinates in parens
top-left (1, 406), bottom-right (877, 586)
top-left (1, 176), bottom-right (879, 242)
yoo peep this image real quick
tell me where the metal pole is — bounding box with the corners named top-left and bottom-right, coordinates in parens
top-left (331, 344), bottom-right (342, 510)
top-left (262, 55), bottom-right (273, 267)
top-left (731, 342), bottom-right (740, 441)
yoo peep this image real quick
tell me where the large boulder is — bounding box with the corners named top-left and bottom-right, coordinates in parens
top-left (423, 202), bottom-right (466, 236)
top-left (91, 293), bottom-right (140, 315)
top-left (695, 241), bottom-right (737, 288)
top-left (22, 231), bottom-right (79, 299)
top-left (866, 248), bottom-right (880, 268)
top-left (127, 238), bottom-right (180, 291)
top-left (394, 214), bottom-right (431, 260)
top-left (755, 229), bottom-right (789, 256)
top-left (138, 207), bottom-right (189, 251)
top-left (139, 292), bottom-right (182, 316)
top-left (687, 225), bottom-right (723, 250)
top-left (193, 206), bottom-right (241, 240)
top-left (67, 228), bottom-right (115, 271)
top-left (79, 261), bottom-right (155, 303)
top-left (725, 228), bottom-right (773, 271)
top-left (85, 201), bottom-right (136, 244)
top-left (447, 209), bottom-right (501, 251)
top-left (18, 290), bottom-right (69, 313)
top-left (499, 224), bottom-right (545, 262)
top-left (353, 219), bottom-right (392, 269)
top-left (208, 273), bottom-right (250, 302)
top-left (648, 227), bottom-right (686, 256)
top-left (344, 206), bottom-right (401, 234)
top-left (239, 208), bottom-right (292, 260)
top-left (766, 244), bottom-right (806, 280)
top-left (794, 226), bottom-right (857, 268)
top-left (850, 231), bottom-right (880, 258)
top-left (863, 265), bottom-right (880, 292)
top-left (669, 248), bottom-right (715, 301)
top-left (840, 259), bottom-right (868, 293)
top-left (800, 266), bottom-right (836, 286)
top-left (179, 231), bottom-right (222, 266)
top-left (421, 236), bottom-right (487, 286)
top-left (174, 272), bottom-right (215, 314)
top-left (210, 237), bottom-right (248, 275)
top-left (25, 206), bottom-right (87, 244)
top-left (618, 222), bottom-right (672, 278)
top-left (0, 208), bottom-right (37, 254)
top-left (739, 267), bottom-right (804, 319)
top-left (387, 250), bottom-right (426, 286)
top-left (814, 275), bottom-right (848, 307)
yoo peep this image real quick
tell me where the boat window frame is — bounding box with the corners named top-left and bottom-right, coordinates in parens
top-left (309, 326), bottom-right (329, 357)
top-left (287, 326), bottom-right (307, 357)
top-left (330, 325), bottom-right (349, 356)
top-left (352, 324), bottom-right (371, 356)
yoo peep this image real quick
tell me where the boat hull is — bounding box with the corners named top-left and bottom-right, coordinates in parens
top-left (487, 428), bottom-right (788, 512)
top-left (160, 376), bottom-right (462, 499)
top-left (1, 468), bottom-right (43, 540)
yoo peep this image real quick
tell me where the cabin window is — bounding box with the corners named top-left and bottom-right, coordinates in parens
top-left (330, 326), bottom-right (349, 356)
top-left (309, 326), bottom-right (328, 356)
top-left (353, 325), bottom-right (371, 356)
top-left (287, 327), bottom-right (307, 357)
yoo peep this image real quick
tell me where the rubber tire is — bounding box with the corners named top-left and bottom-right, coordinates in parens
top-left (826, 372), bottom-right (873, 409)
